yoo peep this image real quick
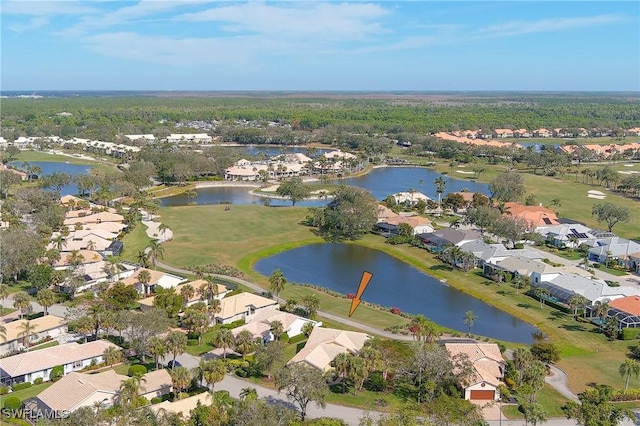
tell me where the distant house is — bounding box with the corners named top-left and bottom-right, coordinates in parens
top-left (514, 129), bottom-right (531, 138)
top-left (588, 237), bottom-right (640, 269)
top-left (214, 292), bottom-right (279, 325)
top-left (599, 296), bottom-right (640, 329)
top-left (445, 343), bottom-right (505, 401)
top-left (125, 134), bottom-right (156, 143)
top-left (0, 316), bottom-right (67, 356)
top-left (493, 129), bottom-right (514, 139)
top-left (532, 274), bottom-right (640, 305)
top-left (231, 309), bottom-right (321, 343)
top-left (417, 229), bottom-right (482, 252)
top-left (459, 240), bottom-right (542, 269)
top-left (167, 133), bottom-right (212, 144)
top-left (392, 191), bottom-right (431, 206)
top-left (504, 202), bottom-right (560, 231)
top-left (120, 268), bottom-right (187, 295)
top-left (539, 224), bottom-right (596, 249)
top-left (0, 340), bottom-right (119, 385)
top-left (34, 369), bottom-right (171, 414)
top-left (288, 327), bottom-right (371, 372)
top-left (534, 128), bottom-right (552, 138)
top-left (484, 256), bottom-right (589, 284)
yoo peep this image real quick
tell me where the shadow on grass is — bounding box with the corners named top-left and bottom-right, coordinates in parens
top-left (560, 324), bottom-right (587, 332)
top-left (430, 265), bottom-right (453, 271)
top-left (517, 303), bottom-right (533, 310)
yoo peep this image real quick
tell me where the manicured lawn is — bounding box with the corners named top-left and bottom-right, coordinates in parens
top-left (596, 266), bottom-right (630, 277)
top-left (325, 387), bottom-right (406, 412)
top-left (30, 341), bottom-right (59, 351)
top-left (0, 308), bottom-right (17, 316)
top-left (501, 384), bottom-right (570, 419)
top-left (1, 383), bottom-right (53, 406)
top-left (148, 183), bottom-right (196, 199)
top-left (120, 223), bottom-right (152, 264)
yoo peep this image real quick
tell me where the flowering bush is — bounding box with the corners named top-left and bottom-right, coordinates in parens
top-left (390, 307), bottom-right (402, 315)
top-left (347, 293), bottom-right (355, 299)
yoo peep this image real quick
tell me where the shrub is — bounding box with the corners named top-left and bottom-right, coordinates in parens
top-left (187, 339), bottom-right (198, 346)
top-left (3, 396), bottom-right (22, 410)
top-left (593, 263), bottom-right (601, 269)
top-left (363, 371), bottom-right (387, 392)
top-left (235, 369), bottom-right (249, 378)
top-left (279, 333), bottom-right (290, 344)
top-left (514, 243), bottom-right (524, 249)
top-left (11, 382), bottom-right (32, 391)
top-left (390, 307), bottom-right (402, 315)
top-left (622, 328), bottom-right (640, 341)
top-left (128, 364), bottom-right (147, 377)
top-left (50, 365), bottom-right (64, 382)
top-left (504, 273), bottom-right (513, 283)
top-left (33, 378), bottom-right (43, 385)
top-left (151, 397), bottom-right (162, 404)
top-left (0, 386), bottom-right (9, 395)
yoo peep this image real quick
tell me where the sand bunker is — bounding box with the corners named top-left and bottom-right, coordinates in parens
top-left (588, 194), bottom-right (606, 199)
top-left (588, 190), bottom-right (605, 195)
top-left (618, 170), bottom-right (640, 175)
top-left (456, 170), bottom-right (475, 175)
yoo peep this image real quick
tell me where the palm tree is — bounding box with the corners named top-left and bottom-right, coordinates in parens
top-left (158, 222), bottom-right (171, 240)
top-left (148, 336), bottom-right (167, 370)
top-left (136, 250), bottom-right (149, 268)
top-left (346, 356), bottom-right (367, 396)
top-left (534, 287), bottom-right (550, 309)
top-left (207, 299), bottom-right (222, 322)
top-left (568, 295), bottom-right (588, 319)
top-left (51, 234), bottom-right (67, 251)
top-left (619, 359), bottom-right (640, 390)
top-left (235, 330), bottom-right (255, 361)
top-left (463, 310), bottom-right (477, 337)
top-left (269, 269), bottom-right (287, 302)
top-left (13, 291), bottom-right (32, 319)
top-left (146, 240), bottom-right (164, 270)
top-left (240, 387), bottom-right (258, 400)
top-left (213, 328), bottom-right (234, 359)
top-left (36, 288), bottom-right (57, 315)
top-left (0, 284), bottom-right (9, 314)
top-left (103, 346), bottom-right (123, 367)
top-left (203, 359), bottom-right (226, 391)
top-left (302, 322), bottom-right (315, 338)
top-left (332, 353), bottom-right (350, 393)
top-left (18, 321), bottom-right (38, 351)
top-left (594, 301), bottom-right (611, 329)
top-left (513, 348), bottom-right (533, 385)
top-left (170, 367), bottom-right (191, 399)
top-left (269, 320), bottom-right (284, 341)
top-left (434, 177), bottom-right (447, 209)
top-left (511, 275), bottom-right (530, 295)
top-left (118, 375), bottom-right (146, 409)
top-left (180, 284), bottom-right (195, 306)
top-left (166, 331), bottom-right (187, 370)
top-left (199, 278), bottom-right (219, 305)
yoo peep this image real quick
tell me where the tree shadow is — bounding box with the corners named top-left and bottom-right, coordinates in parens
top-left (560, 324), bottom-right (587, 332)
top-left (517, 303), bottom-right (532, 310)
top-left (264, 395), bottom-right (298, 411)
top-left (430, 265), bottom-right (453, 271)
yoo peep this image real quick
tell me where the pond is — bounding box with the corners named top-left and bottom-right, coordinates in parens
top-left (237, 146), bottom-right (331, 158)
top-left (10, 161), bottom-right (93, 196)
top-left (255, 243), bottom-right (537, 343)
top-left (160, 166), bottom-right (491, 207)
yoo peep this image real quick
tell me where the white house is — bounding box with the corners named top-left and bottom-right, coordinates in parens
top-left (167, 133), bottom-right (212, 144)
top-left (0, 340), bottom-right (119, 385)
top-left (0, 316), bottom-right (67, 356)
top-left (120, 268), bottom-right (187, 295)
top-left (214, 292), bottom-right (279, 325)
top-left (231, 309), bottom-right (321, 343)
top-left (288, 327), bottom-right (370, 372)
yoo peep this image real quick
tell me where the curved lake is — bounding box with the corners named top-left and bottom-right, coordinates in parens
top-left (11, 161), bottom-right (93, 196)
top-left (161, 166), bottom-right (490, 207)
top-left (255, 243), bottom-right (536, 343)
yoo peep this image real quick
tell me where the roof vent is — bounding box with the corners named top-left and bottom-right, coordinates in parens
top-left (78, 379), bottom-right (85, 384)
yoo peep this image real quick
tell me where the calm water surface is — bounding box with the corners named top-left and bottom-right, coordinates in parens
top-left (255, 243), bottom-right (536, 343)
top-left (11, 161), bottom-right (92, 196)
top-left (161, 166), bottom-right (490, 207)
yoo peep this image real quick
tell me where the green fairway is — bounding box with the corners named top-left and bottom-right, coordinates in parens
top-left (120, 223), bottom-right (153, 264)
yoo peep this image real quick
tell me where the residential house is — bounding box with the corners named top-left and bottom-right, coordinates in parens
top-left (392, 191), bottom-right (431, 207)
top-left (533, 128), bottom-right (552, 138)
top-left (231, 309), bottom-right (321, 343)
top-left (460, 240), bottom-right (542, 269)
top-left (0, 163), bottom-right (27, 180)
top-left (288, 327), bottom-right (371, 372)
top-left (125, 134), bottom-right (156, 143)
top-left (588, 237), bottom-right (640, 269)
top-left (503, 202), bottom-right (560, 231)
top-left (484, 256), bottom-right (589, 284)
top-left (417, 229), bottom-right (482, 252)
top-left (0, 316), bottom-right (67, 356)
top-left (493, 129), bottom-right (514, 139)
top-left (214, 292), bottom-right (279, 325)
top-left (599, 296), bottom-right (640, 330)
top-left (34, 370), bottom-right (171, 414)
top-left (539, 224), bottom-right (596, 249)
top-left (120, 268), bottom-right (187, 295)
top-left (514, 129), bottom-right (531, 138)
top-left (532, 274), bottom-right (640, 305)
top-left (444, 343), bottom-right (505, 401)
top-left (151, 392), bottom-right (212, 418)
top-left (167, 133), bottom-right (212, 144)
top-left (379, 215), bottom-right (434, 236)
top-left (0, 340), bottom-right (119, 385)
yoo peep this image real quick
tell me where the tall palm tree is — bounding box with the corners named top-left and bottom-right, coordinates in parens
top-left (0, 284), bottom-right (8, 314)
top-left (12, 291), bottom-right (32, 319)
top-left (137, 269), bottom-right (152, 294)
top-left (214, 328), bottom-right (234, 359)
top-left (269, 269), bottom-right (287, 302)
top-left (51, 234), bottom-right (67, 251)
top-left (594, 301), bottom-right (611, 329)
top-left (269, 320), bottom-right (284, 341)
top-left (568, 295), bottom-right (588, 318)
top-left (170, 367), bottom-right (191, 399)
top-left (136, 250), bottom-right (149, 268)
top-left (18, 321), bottom-right (38, 351)
top-left (166, 331), bottom-right (187, 370)
top-left (148, 336), bottom-right (167, 370)
top-left (146, 240), bottom-right (164, 270)
top-left (534, 287), bottom-right (550, 309)
top-left (180, 284), bottom-right (195, 306)
top-left (199, 278), bottom-right (218, 305)
top-left (118, 375), bottom-right (146, 409)
top-left (235, 330), bottom-right (255, 361)
top-left (203, 359), bottom-right (226, 391)
top-left (619, 359), bottom-right (640, 390)
top-left (36, 288), bottom-right (57, 316)
top-left (103, 346), bottom-right (123, 367)
top-left (463, 310), bottom-right (478, 337)
top-left (434, 177), bottom-right (447, 209)
top-left (207, 299), bottom-right (221, 322)
top-left (332, 353), bottom-right (350, 394)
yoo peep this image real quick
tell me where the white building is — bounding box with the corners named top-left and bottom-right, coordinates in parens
top-left (167, 133), bottom-right (212, 144)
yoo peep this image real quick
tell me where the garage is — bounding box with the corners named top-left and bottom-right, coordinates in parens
top-left (469, 390), bottom-right (495, 400)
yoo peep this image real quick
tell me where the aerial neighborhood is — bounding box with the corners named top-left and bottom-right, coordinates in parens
top-left (0, 93), bottom-right (639, 426)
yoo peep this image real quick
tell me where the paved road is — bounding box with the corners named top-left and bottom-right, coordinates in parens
top-left (0, 294), bottom-right (68, 323)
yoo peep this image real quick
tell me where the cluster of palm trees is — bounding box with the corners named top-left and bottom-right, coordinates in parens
top-left (136, 239), bottom-right (164, 270)
top-left (331, 345), bottom-right (381, 395)
top-left (438, 244), bottom-right (475, 272)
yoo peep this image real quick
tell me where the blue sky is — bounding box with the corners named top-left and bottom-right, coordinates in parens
top-left (2, 1), bottom-right (639, 91)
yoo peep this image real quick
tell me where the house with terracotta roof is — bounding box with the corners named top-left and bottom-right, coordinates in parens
top-left (600, 296), bottom-right (640, 330)
top-left (214, 292), bottom-right (279, 325)
top-left (493, 129), bottom-right (514, 139)
top-left (0, 316), bottom-right (67, 356)
top-left (444, 343), bottom-right (505, 401)
top-left (151, 392), bottom-right (211, 418)
top-left (0, 340), bottom-right (119, 385)
top-left (534, 128), bottom-right (552, 138)
top-left (514, 129), bottom-right (531, 138)
top-left (231, 309), bottom-right (321, 343)
top-left (34, 369), bottom-right (171, 414)
top-left (503, 202), bottom-right (560, 231)
top-left (288, 327), bottom-right (370, 372)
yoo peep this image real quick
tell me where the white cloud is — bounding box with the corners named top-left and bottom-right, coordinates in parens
top-left (8, 16), bottom-right (49, 33)
top-left (1, 1), bottom-right (98, 16)
top-left (477, 14), bottom-right (626, 38)
top-left (178, 2), bottom-right (390, 41)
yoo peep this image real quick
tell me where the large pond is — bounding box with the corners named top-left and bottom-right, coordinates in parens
top-left (255, 243), bottom-right (537, 343)
top-left (161, 166), bottom-right (490, 207)
top-left (10, 161), bottom-right (92, 196)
